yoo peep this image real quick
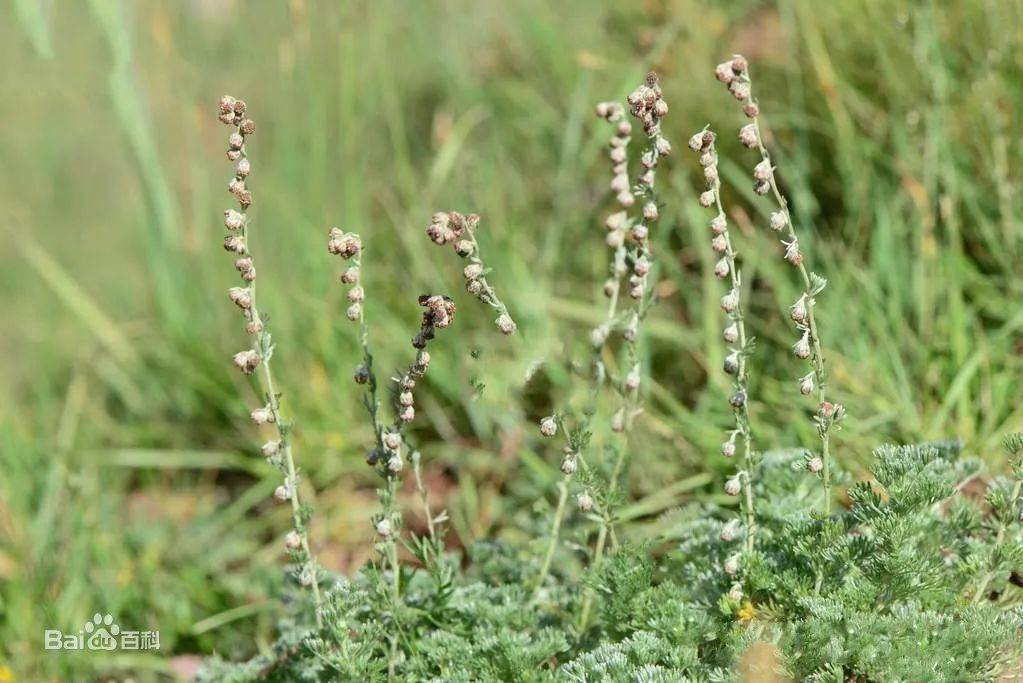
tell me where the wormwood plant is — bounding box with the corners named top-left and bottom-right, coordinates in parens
top-left (201, 63), bottom-right (1023, 682)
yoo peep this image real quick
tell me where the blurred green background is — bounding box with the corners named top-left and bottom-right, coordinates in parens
top-left (1, 0), bottom-right (1021, 679)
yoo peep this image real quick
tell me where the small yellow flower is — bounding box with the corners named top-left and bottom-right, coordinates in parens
top-left (737, 601), bottom-right (756, 624)
top-left (0, 664), bottom-right (14, 682)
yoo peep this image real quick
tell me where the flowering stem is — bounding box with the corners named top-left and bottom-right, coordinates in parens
top-left (216, 96), bottom-right (323, 627)
top-left (718, 56), bottom-right (840, 514)
top-left (691, 129), bottom-right (758, 552)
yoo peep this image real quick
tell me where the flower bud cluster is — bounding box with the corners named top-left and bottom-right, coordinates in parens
top-left (326, 228), bottom-right (364, 321)
top-left (427, 211), bottom-right (517, 335)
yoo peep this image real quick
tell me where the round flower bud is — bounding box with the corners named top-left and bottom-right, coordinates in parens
top-left (590, 326), bottom-right (608, 347)
top-left (753, 160), bottom-right (773, 181)
top-left (616, 190), bottom-right (635, 207)
top-left (721, 440), bottom-right (736, 458)
top-left (793, 332), bottom-right (812, 360)
top-left (704, 165), bottom-right (719, 184)
top-left (346, 303), bottom-right (362, 322)
top-left (539, 416), bottom-right (558, 438)
top-left (463, 263), bottom-right (484, 280)
top-left (631, 223), bottom-right (649, 242)
top-left (387, 455), bottom-right (403, 473)
top-left (769, 211), bottom-right (787, 231)
top-left (235, 158), bottom-right (251, 178)
top-left (399, 405), bottom-right (415, 423)
top-left (655, 137), bottom-right (671, 156)
top-left (617, 120), bottom-right (632, 136)
top-left (609, 146), bottom-right (626, 164)
top-left (723, 323), bottom-right (739, 344)
top-left (576, 492), bottom-right (594, 512)
top-left (228, 286), bottom-right (252, 309)
top-left (724, 554), bottom-right (741, 576)
top-left (699, 151), bottom-right (715, 168)
top-left (274, 484), bottom-right (291, 502)
top-left (228, 132), bottom-right (244, 150)
top-left (714, 257), bottom-right (730, 279)
top-left (560, 457), bottom-right (577, 475)
top-left (340, 266), bottom-right (360, 284)
top-left (218, 95), bottom-right (237, 114)
top-left (224, 234), bottom-right (246, 253)
top-left (699, 190), bottom-right (715, 208)
top-left (720, 290), bottom-right (739, 313)
top-left (753, 180), bottom-right (770, 196)
top-left (643, 201), bottom-right (659, 222)
top-left (738, 124), bottom-right (758, 149)
top-left (261, 440), bottom-right (281, 457)
top-left (383, 431), bottom-right (402, 451)
top-left (790, 295), bottom-right (808, 323)
top-left (226, 148), bottom-right (242, 161)
top-left (245, 319), bottom-right (263, 335)
top-left (714, 62), bottom-right (735, 84)
top-left (688, 132), bottom-right (705, 152)
top-left (399, 391), bottom-right (414, 407)
top-left (224, 209), bottom-right (245, 230)
top-left (724, 477), bottom-right (742, 497)
top-left (347, 286), bottom-right (365, 303)
top-left (240, 119), bottom-right (256, 135)
top-left (799, 374), bottom-right (814, 396)
top-left (728, 584), bottom-right (744, 602)
top-left (375, 518), bottom-right (392, 537)
top-left (743, 102), bottom-right (760, 118)
top-left (610, 173), bottom-right (630, 194)
top-left (729, 390), bottom-right (746, 408)
top-left (711, 234), bottom-right (728, 253)
top-left (466, 279), bottom-right (483, 295)
top-left (233, 349), bottom-right (260, 374)
top-left (633, 257), bottom-right (650, 276)
top-left (251, 406), bottom-right (274, 425)
top-left (729, 81), bottom-right (751, 101)
top-left (710, 215), bottom-right (727, 234)
top-left (284, 531), bottom-right (302, 550)
top-left (723, 352), bottom-right (739, 376)
top-left (496, 314), bottom-right (517, 335)
top-left (454, 240), bottom-right (474, 257)
top-left (353, 364), bottom-right (370, 384)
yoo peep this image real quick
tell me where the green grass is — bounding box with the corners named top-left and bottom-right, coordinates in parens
top-left (1, 0), bottom-right (1020, 679)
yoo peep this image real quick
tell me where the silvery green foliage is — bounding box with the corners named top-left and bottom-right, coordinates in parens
top-left (200, 438), bottom-right (1023, 681)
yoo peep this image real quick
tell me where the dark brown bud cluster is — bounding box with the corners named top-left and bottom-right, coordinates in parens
top-left (425, 211), bottom-right (477, 248)
top-left (626, 72), bottom-right (668, 137)
top-left (327, 227), bottom-right (362, 259)
top-left (218, 97), bottom-right (254, 206)
top-left (413, 294), bottom-right (456, 349)
top-left (389, 295), bottom-right (456, 424)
